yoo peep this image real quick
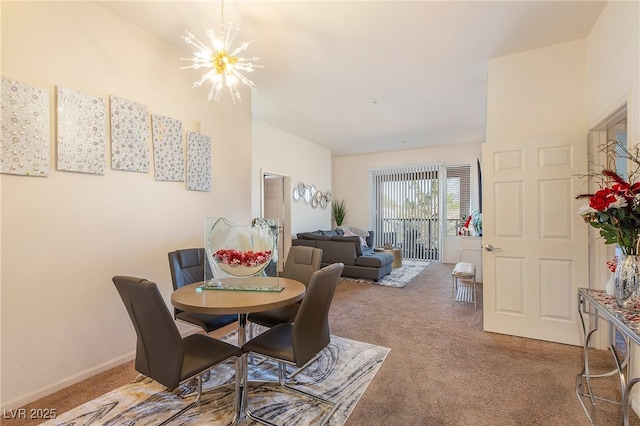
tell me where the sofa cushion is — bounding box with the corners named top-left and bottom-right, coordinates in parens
top-left (343, 230), bottom-right (368, 247)
top-left (297, 232), bottom-right (331, 241)
top-left (320, 229), bottom-right (344, 237)
top-left (330, 235), bottom-right (363, 256)
top-left (356, 252), bottom-right (394, 268)
top-left (316, 240), bottom-right (356, 265)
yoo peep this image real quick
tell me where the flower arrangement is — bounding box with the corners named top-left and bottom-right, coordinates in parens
top-left (576, 141), bottom-right (640, 255)
top-left (215, 249), bottom-right (272, 267)
top-left (459, 210), bottom-right (482, 236)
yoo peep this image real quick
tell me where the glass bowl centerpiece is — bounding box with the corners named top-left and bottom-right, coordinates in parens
top-left (206, 217), bottom-right (275, 279)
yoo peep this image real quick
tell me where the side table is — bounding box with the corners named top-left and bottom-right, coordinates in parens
top-left (374, 247), bottom-right (403, 268)
top-left (577, 288), bottom-right (640, 426)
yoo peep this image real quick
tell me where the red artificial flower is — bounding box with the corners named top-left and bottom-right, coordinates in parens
top-left (589, 188), bottom-right (617, 211)
top-left (463, 215), bottom-right (472, 228)
top-left (612, 182), bottom-right (640, 197)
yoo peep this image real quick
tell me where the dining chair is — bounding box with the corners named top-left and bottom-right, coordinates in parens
top-left (112, 276), bottom-right (242, 426)
top-left (168, 248), bottom-right (238, 332)
top-left (241, 262), bottom-right (345, 426)
top-left (247, 246), bottom-right (322, 332)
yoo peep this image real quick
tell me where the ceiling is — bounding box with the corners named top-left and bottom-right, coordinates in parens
top-left (96, 1), bottom-right (606, 157)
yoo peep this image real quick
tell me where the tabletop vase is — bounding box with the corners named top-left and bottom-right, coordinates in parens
top-left (206, 217), bottom-right (275, 279)
top-left (614, 254), bottom-right (640, 311)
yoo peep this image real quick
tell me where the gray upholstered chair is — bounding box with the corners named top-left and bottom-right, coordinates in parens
top-left (168, 248), bottom-right (237, 332)
top-left (241, 262), bottom-right (344, 426)
top-left (247, 245), bottom-right (322, 329)
top-left (112, 276), bottom-right (242, 426)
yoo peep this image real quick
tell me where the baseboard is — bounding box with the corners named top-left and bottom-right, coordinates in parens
top-left (3, 326), bottom-right (207, 410)
top-left (1, 351), bottom-right (135, 411)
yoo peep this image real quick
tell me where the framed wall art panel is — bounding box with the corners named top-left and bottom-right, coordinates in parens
top-left (110, 95), bottom-right (150, 172)
top-left (57, 86), bottom-right (106, 174)
top-left (186, 131), bottom-right (211, 192)
top-left (1, 77), bottom-right (50, 177)
top-left (151, 114), bottom-right (184, 181)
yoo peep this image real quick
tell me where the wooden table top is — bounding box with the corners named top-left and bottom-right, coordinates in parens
top-left (170, 276), bottom-right (305, 315)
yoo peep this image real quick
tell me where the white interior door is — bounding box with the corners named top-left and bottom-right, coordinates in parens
top-left (263, 175), bottom-right (286, 271)
top-left (482, 134), bottom-right (588, 345)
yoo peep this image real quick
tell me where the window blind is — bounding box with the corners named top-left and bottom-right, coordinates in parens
top-left (370, 164), bottom-right (442, 261)
top-left (445, 165), bottom-right (471, 236)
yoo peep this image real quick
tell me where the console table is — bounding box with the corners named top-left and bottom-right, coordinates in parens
top-left (577, 288), bottom-right (640, 425)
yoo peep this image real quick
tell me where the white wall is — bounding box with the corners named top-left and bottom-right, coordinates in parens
top-left (251, 120), bottom-right (332, 236)
top-left (486, 39), bottom-right (587, 141)
top-left (1, 2), bottom-right (252, 408)
top-left (584, 0), bottom-right (640, 413)
top-left (586, 0), bottom-right (639, 142)
top-left (583, 0), bottom-right (640, 298)
top-left (332, 143), bottom-right (482, 262)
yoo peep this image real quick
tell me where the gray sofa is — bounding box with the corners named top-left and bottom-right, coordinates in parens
top-left (292, 229), bottom-right (393, 281)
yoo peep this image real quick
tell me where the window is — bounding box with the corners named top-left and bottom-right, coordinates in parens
top-left (371, 164), bottom-right (471, 261)
top-left (445, 165), bottom-right (471, 236)
top-left (370, 164), bottom-right (440, 261)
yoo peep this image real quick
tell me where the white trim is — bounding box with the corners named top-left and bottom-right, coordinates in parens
top-left (2, 351), bottom-right (135, 410)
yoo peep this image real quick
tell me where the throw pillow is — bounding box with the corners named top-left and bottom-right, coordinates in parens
top-left (337, 225), bottom-right (370, 238)
top-left (343, 230), bottom-right (368, 247)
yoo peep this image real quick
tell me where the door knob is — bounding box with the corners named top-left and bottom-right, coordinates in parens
top-left (485, 244), bottom-right (495, 251)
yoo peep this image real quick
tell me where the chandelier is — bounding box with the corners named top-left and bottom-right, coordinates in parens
top-left (181, 1), bottom-right (262, 103)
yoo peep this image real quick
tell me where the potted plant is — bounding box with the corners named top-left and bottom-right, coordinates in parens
top-left (332, 199), bottom-right (347, 226)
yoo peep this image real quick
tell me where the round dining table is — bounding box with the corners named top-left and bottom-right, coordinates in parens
top-left (171, 276), bottom-right (305, 421)
top-left (171, 276), bottom-right (306, 346)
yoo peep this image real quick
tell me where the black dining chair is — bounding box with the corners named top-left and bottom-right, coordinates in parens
top-left (168, 248), bottom-right (238, 333)
top-left (247, 245), bottom-right (322, 332)
top-left (241, 262), bottom-right (344, 426)
top-left (112, 276), bottom-right (242, 426)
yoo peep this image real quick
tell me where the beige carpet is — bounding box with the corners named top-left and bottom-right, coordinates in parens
top-left (7, 262), bottom-right (640, 425)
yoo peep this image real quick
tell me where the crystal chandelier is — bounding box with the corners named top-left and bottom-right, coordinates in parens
top-left (181, 1), bottom-right (262, 103)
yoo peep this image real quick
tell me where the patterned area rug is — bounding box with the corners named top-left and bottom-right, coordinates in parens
top-left (43, 333), bottom-right (390, 426)
top-left (341, 260), bottom-right (430, 288)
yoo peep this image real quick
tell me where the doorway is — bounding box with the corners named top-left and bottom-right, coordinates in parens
top-left (262, 172), bottom-right (291, 272)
